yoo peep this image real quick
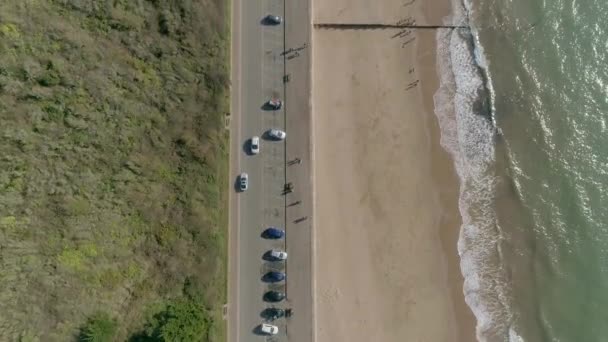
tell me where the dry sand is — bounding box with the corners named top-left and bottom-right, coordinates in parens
top-left (312, 0), bottom-right (477, 341)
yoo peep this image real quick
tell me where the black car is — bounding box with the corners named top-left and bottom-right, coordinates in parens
top-left (264, 14), bottom-right (282, 25)
top-left (263, 308), bottom-right (285, 321)
top-left (263, 291), bottom-right (285, 302)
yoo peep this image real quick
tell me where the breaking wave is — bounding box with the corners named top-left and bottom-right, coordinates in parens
top-left (433, 1), bottom-right (523, 341)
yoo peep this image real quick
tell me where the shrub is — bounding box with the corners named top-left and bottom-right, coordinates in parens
top-left (158, 299), bottom-right (210, 341)
top-left (133, 295), bottom-right (211, 342)
top-left (37, 70), bottom-right (62, 86)
top-left (79, 312), bottom-right (117, 342)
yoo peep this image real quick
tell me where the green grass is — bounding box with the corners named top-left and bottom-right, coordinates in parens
top-left (0, 0), bottom-right (229, 340)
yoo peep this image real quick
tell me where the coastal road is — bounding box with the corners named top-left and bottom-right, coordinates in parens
top-left (229, 0), bottom-right (287, 339)
top-left (228, 0), bottom-right (313, 340)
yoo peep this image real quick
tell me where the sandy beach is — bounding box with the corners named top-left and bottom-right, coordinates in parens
top-left (312, 0), bottom-right (477, 341)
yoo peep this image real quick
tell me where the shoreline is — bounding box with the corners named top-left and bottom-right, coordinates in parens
top-left (311, 0), bottom-right (477, 340)
top-left (418, 0), bottom-right (479, 339)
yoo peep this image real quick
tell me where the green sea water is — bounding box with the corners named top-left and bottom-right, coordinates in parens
top-left (436, 0), bottom-right (608, 340)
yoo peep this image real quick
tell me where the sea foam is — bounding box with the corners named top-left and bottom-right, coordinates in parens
top-left (433, 1), bottom-right (521, 340)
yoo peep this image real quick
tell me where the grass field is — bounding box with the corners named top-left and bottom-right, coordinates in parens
top-left (0, 0), bottom-right (230, 341)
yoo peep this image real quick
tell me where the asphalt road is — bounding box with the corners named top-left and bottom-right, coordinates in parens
top-left (228, 0), bottom-right (313, 340)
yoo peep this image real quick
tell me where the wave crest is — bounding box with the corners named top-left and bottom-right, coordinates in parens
top-left (433, 2), bottom-right (521, 341)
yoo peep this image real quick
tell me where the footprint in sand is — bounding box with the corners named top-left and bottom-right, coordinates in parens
top-left (320, 286), bottom-right (341, 303)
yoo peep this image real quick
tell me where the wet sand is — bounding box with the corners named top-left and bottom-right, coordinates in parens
top-left (311, 0), bottom-right (477, 341)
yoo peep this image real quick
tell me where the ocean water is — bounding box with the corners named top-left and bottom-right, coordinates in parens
top-left (434, 0), bottom-right (608, 341)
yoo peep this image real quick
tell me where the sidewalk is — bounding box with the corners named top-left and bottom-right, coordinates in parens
top-left (283, 0), bottom-right (314, 339)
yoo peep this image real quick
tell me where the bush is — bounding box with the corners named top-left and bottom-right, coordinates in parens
top-left (132, 292), bottom-right (211, 342)
top-left (79, 312), bottom-right (117, 342)
top-left (37, 71), bottom-right (62, 87)
top-left (158, 299), bottom-right (210, 341)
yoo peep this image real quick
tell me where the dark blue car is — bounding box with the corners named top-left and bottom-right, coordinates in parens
top-left (263, 291), bottom-right (285, 302)
top-left (263, 271), bottom-right (286, 283)
top-left (262, 227), bottom-right (285, 239)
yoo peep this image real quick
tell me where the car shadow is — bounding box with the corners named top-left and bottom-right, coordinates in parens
top-left (261, 130), bottom-right (273, 141)
top-left (262, 250), bottom-right (276, 262)
top-left (242, 139), bottom-right (252, 156)
top-left (261, 102), bottom-right (280, 111)
top-left (233, 177), bottom-right (243, 193)
top-left (251, 325), bottom-right (266, 336)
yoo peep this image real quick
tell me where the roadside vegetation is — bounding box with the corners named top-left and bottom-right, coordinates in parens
top-left (0, 0), bottom-right (229, 341)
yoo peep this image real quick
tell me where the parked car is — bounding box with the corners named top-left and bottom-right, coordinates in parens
top-left (262, 227), bottom-right (285, 239)
top-left (239, 172), bottom-right (248, 191)
top-left (268, 249), bottom-right (288, 261)
top-left (260, 323), bottom-right (279, 335)
top-left (263, 271), bottom-right (286, 283)
top-left (250, 136), bottom-right (260, 154)
top-left (265, 15), bottom-right (282, 25)
top-left (263, 290), bottom-right (285, 302)
top-left (268, 129), bottom-right (286, 140)
top-left (266, 99), bottom-right (282, 110)
top-left (263, 308), bottom-right (286, 320)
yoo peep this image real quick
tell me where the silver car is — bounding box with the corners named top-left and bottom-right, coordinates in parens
top-left (260, 323), bottom-right (279, 335)
top-left (239, 172), bottom-right (248, 191)
top-left (269, 249), bottom-right (288, 260)
top-left (250, 136), bottom-right (260, 154)
top-left (268, 129), bottom-right (286, 140)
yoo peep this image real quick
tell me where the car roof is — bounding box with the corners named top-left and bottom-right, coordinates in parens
top-left (266, 291), bottom-right (284, 297)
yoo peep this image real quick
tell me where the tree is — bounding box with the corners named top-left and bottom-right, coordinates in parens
top-left (158, 299), bottom-right (209, 342)
top-left (131, 297), bottom-right (211, 342)
top-left (79, 312), bottom-right (117, 342)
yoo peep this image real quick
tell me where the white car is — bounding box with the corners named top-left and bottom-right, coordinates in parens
top-left (268, 129), bottom-right (286, 140)
top-left (260, 323), bottom-right (279, 335)
top-left (250, 136), bottom-right (260, 154)
top-left (269, 249), bottom-right (288, 261)
top-left (266, 99), bottom-right (282, 110)
top-left (239, 172), bottom-right (248, 191)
